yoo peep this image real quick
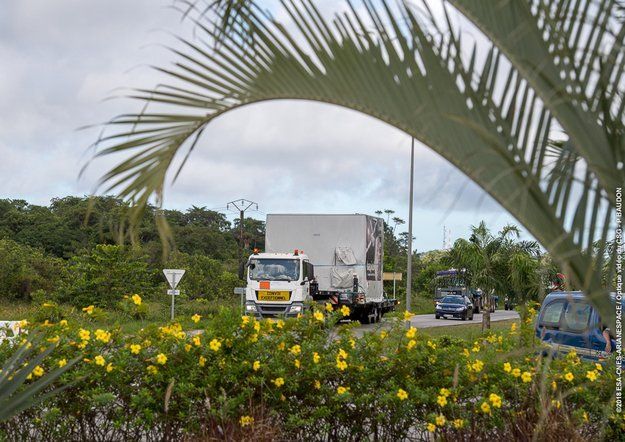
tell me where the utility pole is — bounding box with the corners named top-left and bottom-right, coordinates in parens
top-left (227, 199), bottom-right (258, 279)
top-left (406, 138), bottom-right (414, 313)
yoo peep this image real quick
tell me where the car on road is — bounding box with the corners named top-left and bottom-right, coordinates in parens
top-left (535, 291), bottom-right (617, 362)
top-left (435, 295), bottom-right (474, 321)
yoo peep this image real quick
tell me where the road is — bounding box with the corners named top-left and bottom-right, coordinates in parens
top-left (349, 309), bottom-right (520, 337)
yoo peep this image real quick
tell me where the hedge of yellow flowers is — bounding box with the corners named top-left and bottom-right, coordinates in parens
top-left (0, 304), bottom-right (620, 441)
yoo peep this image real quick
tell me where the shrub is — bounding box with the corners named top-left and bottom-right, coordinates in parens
top-left (165, 252), bottom-right (243, 300)
top-left (0, 306), bottom-right (620, 441)
top-left (0, 239), bottom-right (66, 300)
top-left (57, 245), bottom-right (156, 308)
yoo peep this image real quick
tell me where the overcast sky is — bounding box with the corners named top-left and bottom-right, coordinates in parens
top-left (0, 0), bottom-right (528, 252)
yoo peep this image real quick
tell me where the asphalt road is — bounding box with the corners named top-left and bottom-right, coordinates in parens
top-left (348, 309), bottom-right (520, 337)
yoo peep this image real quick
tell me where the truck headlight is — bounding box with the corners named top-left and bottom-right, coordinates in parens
top-left (245, 303), bottom-right (257, 312)
top-left (436, 304), bottom-right (442, 309)
top-left (456, 307), bottom-right (465, 312)
top-left (289, 304), bottom-right (303, 313)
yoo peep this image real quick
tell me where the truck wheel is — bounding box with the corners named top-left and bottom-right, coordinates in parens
top-left (435, 314), bottom-right (440, 319)
top-left (461, 313), bottom-right (467, 321)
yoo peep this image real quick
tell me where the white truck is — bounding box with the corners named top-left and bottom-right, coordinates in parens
top-left (244, 214), bottom-right (396, 323)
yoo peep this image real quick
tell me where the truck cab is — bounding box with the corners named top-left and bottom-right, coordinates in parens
top-left (244, 250), bottom-right (316, 318)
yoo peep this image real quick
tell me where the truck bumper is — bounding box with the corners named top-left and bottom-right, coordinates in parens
top-left (245, 302), bottom-right (304, 318)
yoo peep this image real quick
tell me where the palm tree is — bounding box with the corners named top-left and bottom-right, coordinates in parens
top-left (93, 0), bottom-right (623, 325)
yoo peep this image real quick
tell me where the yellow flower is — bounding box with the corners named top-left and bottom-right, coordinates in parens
top-left (325, 303), bottom-right (333, 312)
top-left (314, 380), bottom-right (321, 389)
top-left (278, 342), bottom-right (286, 351)
top-left (198, 356), bottom-right (206, 367)
top-left (551, 399), bottom-right (561, 409)
top-left (407, 339), bottom-right (417, 350)
top-left (94, 355), bottom-right (105, 366)
top-left (427, 340), bottom-right (437, 350)
top-left (209, 339), bottom-right (222, 352)
top-left (489, 393), bottom-right (502, 408)
top-left (439, 388), bottom-right (451, 397)
top-left (481, 401), bottom-right (491, 414)
top-left (349, 338), bottom-right (356, 349)
top-left (241, 315), bottom-right (250, 326)
top-left (191, 314), bottom-right (201, 323)
top-left (463, 348), bottom-right (470, 357)
top-left (565, 372), bottom-right (574, 382)
top-left (276, 320), bottom-right (284, 329)
top-left (253, 360), bottom-right (261, 371)
top-left (156, 353), bottom-right (167, 365)
top-left (435, 415), bottom-right (446, 427)
top-left (193, 335), bottom-right (201, 347)
top-left (582, 411), bottom-right (589, 423)
top-left (426, 423), bottom-right (436, 432)
top-left (511, 368), bottom-right (521, 378)
top-left (290, 344), bottom-right (301, 355)
top-left (253, 321), bottom-right (261, 333)
top-left (130, 294), bottom-right (142, 305)
top-left (313, 352), bottom-right (320, 364)
top-left (147, 365), bottom-right (158, 375)
top-left (82, 305), bottom-right (94, 315)
top-left (78, 329), bottom-right (91, 341)
top-left (453, 419), bottom-right (464, 429)
top-left (59, 319), bottom-right (68, 327)
top-left (95, 329), bottom-right (111, 343)
top-left (397, 388), bottom-right (408, 400)
top-left (32, 365), bottom-right (44, 377)
top-left (586, 370), bottom-right (598, 382)
top-left (595, 363), bottom-right (603, 372)
top-left (470, 360), bottom-right (484, 373)
top-left (106, 363), bottom-right (114, 373)
top-left (437, 395), bottom-right (447, 407)
top-left (403, 310), bottom-right (413, 320)
top-left (521, 371), bottom-right (532, 383)
top-left (47, 335), bottom-right (60, 344)
top-left (472, 345), bottom-right (480, 352)
top-left (336, 359), bottom-right (348, 371)
top-left (510, 323), bottom-right (517, 332)
top-left (380, 330), bottom-right (388, 339)
top-left (294, 359), bottom-right (301, 368)
top-left (337, 386), bottom-right (349, 395)
top-left (551, 380), bottom-right (557, 391)
top-left (239, 415), bottom-right (254, 427)
top-left (406, 327), bottom-right (417, 339)
top-left (249, 333), bottom-right (258, 343)
top-left (313, 311), bottom-right (325, 322)
top-left (273, 377), bottom-right (285, 387)
top-left (184, 344), bottom-right (191, 352)
top-left (340, 305), bottom-right (351, 317)
top-left (503, 362), bottom-right (512, 373)
top-left (338, 348), bottom-right (348, 359)
top-left (58, 359), bottom-right (67, 368)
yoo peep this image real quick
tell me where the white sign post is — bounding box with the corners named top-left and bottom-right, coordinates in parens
top-left (163, 269), bottom-right (185, 320)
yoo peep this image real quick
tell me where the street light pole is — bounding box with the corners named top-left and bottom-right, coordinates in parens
top-left (406, 138), bottom-right (414, 313)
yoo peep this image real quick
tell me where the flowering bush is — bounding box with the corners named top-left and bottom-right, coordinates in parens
top-left (0, 304), bottom-right (620, 441)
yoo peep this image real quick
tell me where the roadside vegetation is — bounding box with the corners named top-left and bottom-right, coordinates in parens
top-left (0, 303), bottom-right (620, 440)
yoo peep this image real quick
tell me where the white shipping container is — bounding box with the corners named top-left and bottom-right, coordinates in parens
top-left (265, 214), bottom-right (384, 302)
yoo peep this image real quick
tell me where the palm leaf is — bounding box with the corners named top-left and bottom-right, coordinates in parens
top-left (93, 0), bottom-right (620, 324)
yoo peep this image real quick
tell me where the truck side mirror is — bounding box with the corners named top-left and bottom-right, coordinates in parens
top-left (300, 277), bottom-right (309, 285)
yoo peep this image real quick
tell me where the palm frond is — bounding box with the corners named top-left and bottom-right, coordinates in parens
top-left (93, 0), bottom-right (620, 324)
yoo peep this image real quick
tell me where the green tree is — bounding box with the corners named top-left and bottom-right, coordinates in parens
top-left (58, 245), bottom-right (156, 308)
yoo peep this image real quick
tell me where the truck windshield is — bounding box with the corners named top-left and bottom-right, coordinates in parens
top-left (248, 258), bottom-right (300, 281)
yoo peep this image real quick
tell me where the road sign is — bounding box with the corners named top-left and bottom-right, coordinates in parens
top-left (167, 289), bottom-right (181, 296)
top-left (383, 272), bottom-right (403, 281)
top-left (163, 269), bottom-right (186, 289)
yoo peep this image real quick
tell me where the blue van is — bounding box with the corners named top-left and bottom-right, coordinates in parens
top-left (535, 291), bottom-right (617, 361)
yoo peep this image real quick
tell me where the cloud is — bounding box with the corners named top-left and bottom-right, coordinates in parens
top-left (0, 0), bottom-right (526, 251)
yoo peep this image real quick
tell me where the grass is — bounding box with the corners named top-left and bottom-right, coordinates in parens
top-left (0, 297), bottom-right (239, 334)
top-left (423, 319), bottom-right (518, 340)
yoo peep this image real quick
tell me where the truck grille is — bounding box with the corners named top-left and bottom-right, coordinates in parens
top-left (258, 304), bottom-right (289, 316)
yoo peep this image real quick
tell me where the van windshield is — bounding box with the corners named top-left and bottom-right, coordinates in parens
top-left (249, 258), bottom-right (300, 281)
